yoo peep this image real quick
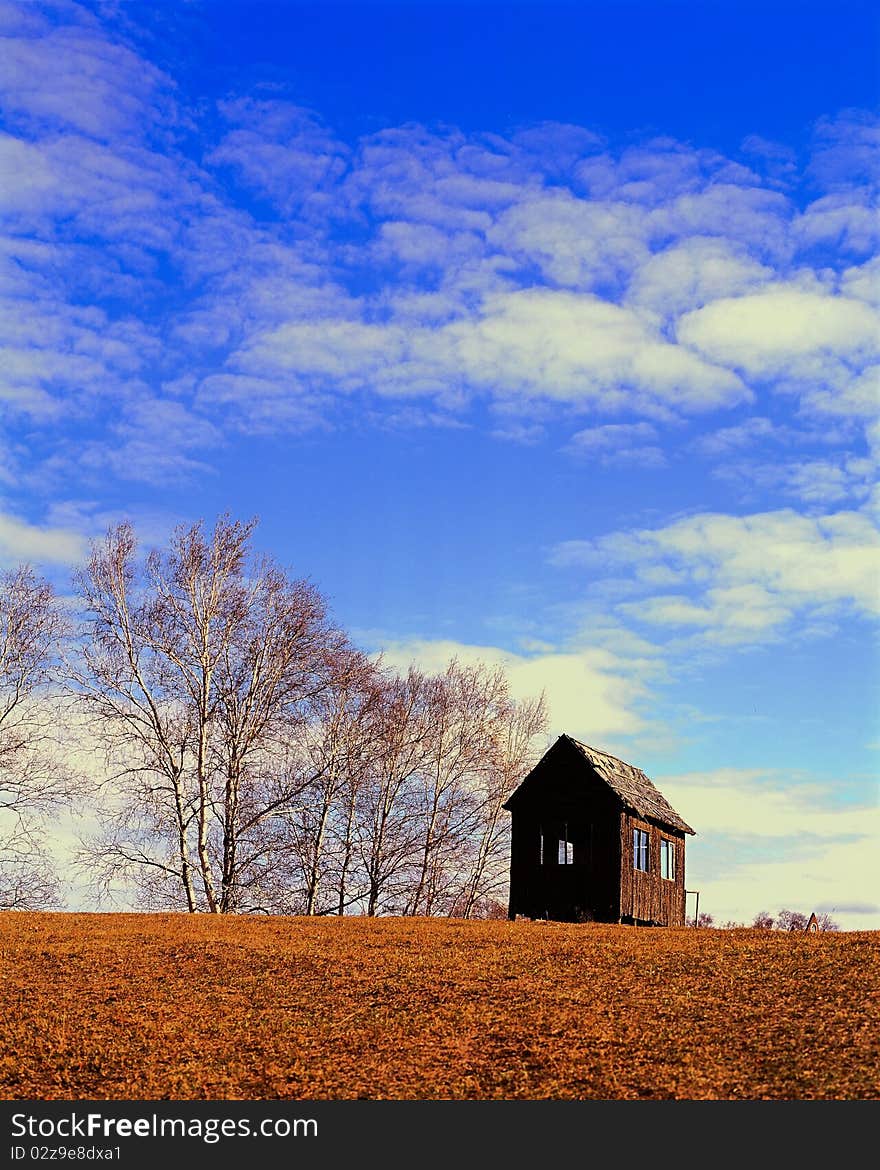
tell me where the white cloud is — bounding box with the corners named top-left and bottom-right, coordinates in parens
top-left (76, 398), bottom-right (225, 485)
top-left (0, 132), bottom-right (56, 213)
top-left (340, 125), bottom-right (525, 232)
top-left (677, 286), bottom-right (880, 376)
top-left (372, 636), bottom-right (658, 743)
top-left (0, 292), bottom-right (157, 424)
top-left (799, 363), bottom-right (879, 423)
top-left (806, 109), bottom-right (880, 194)
top-left (209, 98), bottom-right (350, 215)
top-left (432, 289), bottom-right (748, 411)
top-left (714, 456), bottom-right (875, 508)
top-left (0, 1), bottom-right (876, 507)
top-left (797, 192), bottom-right (880, 255)
top-left (372, 220), bottom-right (485, 269)
top-left (841, 256), bottom-right (880, 306)
top-left (553, 508), bottom-right (880, 644)
top-left (509, 121), bottom-right (604, 175)
top-left (565, 421), bottom-right (666, 467)
top-left (656, 184), bottom-right (793, 258)
top-left (620, 584), bottom-right (792, 642)
top-left (693, 416), bottom-right (789, 457)
top-left (0, 509), bottom-right (85, 566)
top-left (488, 190), bottom-right (651, 290)
top-left (658, 767), bottom-right (880, 931)
top-left (220, 287), bottom-right (750, 417)
top-left (626, 237), bottom-right (773, 317)
top-left (574, 140), bottom-right (736, 205)
top-left (740, 135), bottom-right (798, 186)
top-left (0, 19), bottom-right (176, 141)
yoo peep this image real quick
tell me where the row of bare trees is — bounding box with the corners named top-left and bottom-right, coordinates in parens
top-left (0, 515), bottom-right (548, 915)
top-left (690, 910), bottom-right (840, 930)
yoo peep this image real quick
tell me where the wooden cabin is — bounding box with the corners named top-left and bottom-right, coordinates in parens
top-left (503, 734), bottom-right (695, 926)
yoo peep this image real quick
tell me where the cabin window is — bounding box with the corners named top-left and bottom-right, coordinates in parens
top-left (633, 828), bottom-right (649, 872)
top-left (541, 824), bottom-right (574, 865)
top-left (660, 837), bottom-right (676, 880)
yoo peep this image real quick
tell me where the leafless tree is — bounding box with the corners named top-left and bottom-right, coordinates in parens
top-left (812, 912), bottom-right (840, 932)
top-left (273, 656), bottom-right (384, 915)
top-left (336, 658), bottom-right (548, 920)
top-left (402, 661), bottom-right (508, 916)
top-left (0, 566), bottom-right (75, 909)
top-left (456, 688), bottom-right (548, 918)
top-left (775, 908), bottom-right (809, 932)
top-left (752, 911), bottom-right (775, 929)
top-left (774, 908), bottom-right (839, 932)
top-left (355, 666), bottom-right (435, 916)
top-left (71, 515), bottom-right (367, 913)
top-left (688, 912), bottom-right (714, 927)
top-left (67, 514), bottom-right (549, 918)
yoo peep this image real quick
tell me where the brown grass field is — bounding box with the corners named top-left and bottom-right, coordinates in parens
top-left (1, 912), bottom-right (877, 1100)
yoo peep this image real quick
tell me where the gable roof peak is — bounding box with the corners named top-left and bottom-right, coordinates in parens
top-left (553, 733), bottom-right (695, 835)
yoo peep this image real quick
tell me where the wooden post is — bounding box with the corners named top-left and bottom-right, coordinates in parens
top-left (686, 889), bottom-right (700, 926)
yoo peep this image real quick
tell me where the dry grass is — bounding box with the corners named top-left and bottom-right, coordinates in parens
top-left (1, 912), bottom-right (877, 1100)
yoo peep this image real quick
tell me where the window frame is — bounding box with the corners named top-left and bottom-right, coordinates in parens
top-left (660, 836), bottom-right (676, 881)
top-left (633, 827), bottom-right (649, 872)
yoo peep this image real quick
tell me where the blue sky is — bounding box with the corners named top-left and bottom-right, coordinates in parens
top-left (2, 0), bottom-right (878, 927)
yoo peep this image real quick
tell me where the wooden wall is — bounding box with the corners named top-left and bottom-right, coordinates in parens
top-left (507, 739), bottom-right (622, 922)
top-left (618, 811), bottom-right (687, 926)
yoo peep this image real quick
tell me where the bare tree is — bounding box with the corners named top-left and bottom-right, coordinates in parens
top-left (813, 911), bottom-right (840, 932)
top-left (456, 688), bottom-right (548, 918)
top-left (688, 912), bottom-right (714, 927)
top-left (344, 658), bottom-right (548, 920)
top-left (71, 515), bottom-right (366, 913)
top-left (69, 517), bottom-right (550, 917)
top-left (775, 908), bottom-right (809, 932)
top-left (0, 566), bottom-right (74, 909)
top-left (404, 661), bottom-right (510, 917)
top-left (355, 666), bottom-right (433, 916)
top-left (752, 911), bottom-right (775, 929)
top-left (774, 908), bottom-right (839, 932)
top-left (274, 655), bottom-right (383, 915)
top-left (305, 656), bottom-right (547, 920)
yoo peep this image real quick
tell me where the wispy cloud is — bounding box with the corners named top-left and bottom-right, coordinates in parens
top-left (564, 421), bottom-right (666, 467)
top-left (372, 634), bottom-right (663, 745)
top-left (209, 97), bottom-right (350, 216)
top-left (2, 0), bottom-right (878, 494)
top-left (713, 456), bottom-right (875, 508)
top-left (0, 507), bottom-right (85, 567)
top-left (553, 508), bottom-right (880, 646)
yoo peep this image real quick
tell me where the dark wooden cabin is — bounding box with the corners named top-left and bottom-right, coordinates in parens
top-left (503, 734), bottom-right (695, 926)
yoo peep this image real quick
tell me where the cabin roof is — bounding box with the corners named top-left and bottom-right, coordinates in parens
top-left (566, 736), bottom-right (695, 834)
top-left (504, 733), bottom-right (695, 835)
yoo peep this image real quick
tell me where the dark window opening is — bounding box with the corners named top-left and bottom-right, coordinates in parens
top-left (540, 823), bottom-right (574, 865)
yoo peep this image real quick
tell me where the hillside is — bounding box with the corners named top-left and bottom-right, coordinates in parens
top-left (2, 913), bottom-right (877, 1100)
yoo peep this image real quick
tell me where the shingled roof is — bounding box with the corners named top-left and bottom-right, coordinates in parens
top-left (564, 734), bottom-right (695, 834)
